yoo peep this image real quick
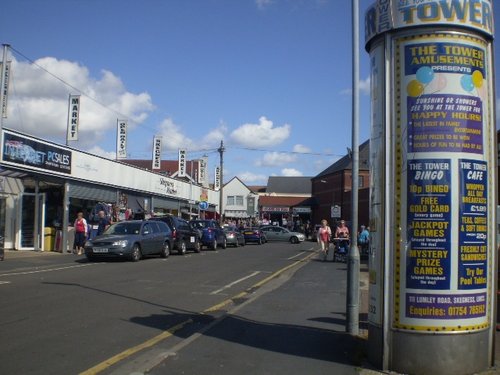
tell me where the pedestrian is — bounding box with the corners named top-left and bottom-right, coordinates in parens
top-left (96, 210), bottom-right (111, 236)
top-left (335, 219), bottom-right (350, 254)
top-left (317, 219), bottom-right (332, 261)
top-left (73, 211), bottom-right (88, 255)
top-left (358, 225), bottom-right (370, 256)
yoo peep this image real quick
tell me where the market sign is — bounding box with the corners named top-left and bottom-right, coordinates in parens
top-left (262, 206), bottom-right (289, 213)
top-left (293, 206), bottom-right (311, 214)
top-left (2, 131), bottom-right (72, 174)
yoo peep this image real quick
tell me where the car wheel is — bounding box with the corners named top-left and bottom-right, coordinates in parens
top-left (222, 238), bottom-right (227, 249)
top-left (211, 239), bottom-right (217, 250)
top-left (258, 238), bottom-right (262, 245)
top-left (178, 241), bottom-right (187, 255)
top-left (290, 236), bottom-right (299, 244)
top-left (86, 255), bottom-right (96, 262)
top-left (194, 240), bottom-right (201, 253)
top-left (234, 240), bottom-right (239, 247)
top-left (131, 244), bottom-right (142, 262)
top-left (242, 240), bottom-right (246, 246)
top-left (160, 242), bottom-right (170, 258)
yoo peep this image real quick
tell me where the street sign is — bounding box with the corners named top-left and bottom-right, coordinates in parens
top-left (331, 205), bottom-right (341, 218)
top-left (199, 201), bottom-right (209, 210)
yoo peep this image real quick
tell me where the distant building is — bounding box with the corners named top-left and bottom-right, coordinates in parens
top-left (257, 176), bottom-right (314, 227)
top-left (311, 140), bottom-right (370, 229)
top-left (222, 177), bottom-right (259, 221)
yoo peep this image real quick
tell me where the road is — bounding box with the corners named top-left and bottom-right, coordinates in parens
top-left (0, 240), bottom-right (331, 375)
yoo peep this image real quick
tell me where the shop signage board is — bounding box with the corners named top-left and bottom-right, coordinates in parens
top-left (2, 130), bottom-right (72, 174)
top-left (66, 94), bottom-right (80, 142)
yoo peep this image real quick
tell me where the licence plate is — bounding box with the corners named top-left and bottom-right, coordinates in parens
top-left (244, 232), bottom-right (253, 235)
top-left (190, 236), bottom-right (195, 243)
top-left (93, 247), bottom-right (108, 253)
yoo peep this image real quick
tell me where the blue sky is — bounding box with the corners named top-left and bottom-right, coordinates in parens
top-left (1, 0), bottom-right (499, 185)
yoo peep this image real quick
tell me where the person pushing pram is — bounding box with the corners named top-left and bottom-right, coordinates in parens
top-left (332, 219), bottom-right (350, 262)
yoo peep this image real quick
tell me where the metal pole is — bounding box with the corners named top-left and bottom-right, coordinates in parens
top-left (218, 140), bottom-right (225, 225)
top-left (0, 44), bottom-right (10, 130)
top-left (346, 0), bottom-right (360, 336)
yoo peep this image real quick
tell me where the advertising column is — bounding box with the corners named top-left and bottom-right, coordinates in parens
top-left (365, 1), bottom-right (495, 374)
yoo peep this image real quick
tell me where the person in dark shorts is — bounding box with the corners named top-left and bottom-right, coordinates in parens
top-left (73, 211), bottom-right (88, 255)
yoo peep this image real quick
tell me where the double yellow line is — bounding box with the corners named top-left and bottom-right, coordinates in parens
top-left (80, 251), bottom-right (316, 375)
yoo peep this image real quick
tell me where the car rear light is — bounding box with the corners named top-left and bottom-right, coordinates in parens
top-left (172, 229), bottom-right (177, 239)
top-left (254, 230), bottom-right (259, 235)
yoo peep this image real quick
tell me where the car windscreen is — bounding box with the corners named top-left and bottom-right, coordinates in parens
top-left (105, 222), bottom-right (142, 235)
top-left (191, 221), bottom-right (208, 229)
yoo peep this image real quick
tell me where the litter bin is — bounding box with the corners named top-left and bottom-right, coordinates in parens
top-left (44, 227), bottom-right (56, 251)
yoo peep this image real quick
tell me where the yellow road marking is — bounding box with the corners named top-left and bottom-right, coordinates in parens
top-left (79, 319), bottom-right (192, 375)
top-left (80, 250), bottom-right (315, 374)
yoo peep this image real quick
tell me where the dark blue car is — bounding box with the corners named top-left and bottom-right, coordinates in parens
top-left (190, 220), bottom-right (227, 250)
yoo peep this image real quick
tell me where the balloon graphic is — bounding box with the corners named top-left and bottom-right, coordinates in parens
top-left (472, 70), bottom-right (483, 88)
top-left (461, 74), bottom-right (474, 92)
top-left (416, 66), bottom-right (434, 84)
top-left (407, 80), bottom-right (424, 97)
top-left (427, 73), bottom-right (447, 93)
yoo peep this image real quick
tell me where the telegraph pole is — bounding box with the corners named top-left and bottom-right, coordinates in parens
top-left (346, 0), bottom-right (360, 336)
top-left (217, 140), bottom-right (225, 225)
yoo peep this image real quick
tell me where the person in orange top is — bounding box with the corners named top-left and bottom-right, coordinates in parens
top-left (73, 211), bottom-right (88, 255)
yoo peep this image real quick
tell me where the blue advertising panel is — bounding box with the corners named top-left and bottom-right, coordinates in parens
top-left (458, 159), bottom-right (487, 291)
top-left (406, 159), bottom-right (451, 290)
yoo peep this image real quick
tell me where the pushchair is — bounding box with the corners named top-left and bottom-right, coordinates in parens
top-left (332, 238), bottom-right (349, 263)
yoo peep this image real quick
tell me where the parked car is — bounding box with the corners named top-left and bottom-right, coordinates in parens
top-left (150, 215), bottom-right (200, 255)
top-left (84, 220), bottom-right (172, 261)
top-left (190, 219), bottom-right (227, 250)
top-left (223, 226), bottom-right (246, 247)
top-left (260, 226), bottom-right (306, 244)
top-left (242, 227), bottom-right (267, 245)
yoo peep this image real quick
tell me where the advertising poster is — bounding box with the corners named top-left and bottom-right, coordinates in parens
top-left (394, 32), bottom-right (491, 331)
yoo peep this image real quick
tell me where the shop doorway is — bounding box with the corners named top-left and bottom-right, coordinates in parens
top-left (17, 193), bottom-right (45, 250)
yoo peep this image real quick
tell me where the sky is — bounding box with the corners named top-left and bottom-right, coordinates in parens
top-left (1, 0), bottom-right (499, 186)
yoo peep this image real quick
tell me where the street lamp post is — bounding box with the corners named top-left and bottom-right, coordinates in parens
top-left (346, 0), bottom-right (360, 336)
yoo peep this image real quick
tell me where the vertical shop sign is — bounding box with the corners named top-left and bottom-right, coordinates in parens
top-left (152, 136), bottom-right (162, 170)
top-left (116, 120), bottom-right (127, 159)
top-left (214, 166), bottom-right (221, 191)
top-left (66, 94), bottom-right (80, 142)
top-left (178, 149), bottom-right (186, 177)
top-left (1, 61), bottom-right (11, 118)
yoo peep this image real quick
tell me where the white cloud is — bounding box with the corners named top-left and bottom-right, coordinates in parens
top-left (238, 171), bottom-right (267, 184)
top-left (293, 144), bottom-right (311, 153)
top-left (340, 76), bottom-right (371, 96)
top-left (5, 57), bottom-right (154, 146)
top-left (86, 145), bottom-right (116, 160)
top-left (157, 118), bottom-right (195, 151)
top-left (256, 0), bottom-right (273, 10)
top-left (281, 168), bottom-right (303, 176)
top-left (256, 152), bottom-right (296, 167)
top-left (230, 116), bottom-right (290, 147)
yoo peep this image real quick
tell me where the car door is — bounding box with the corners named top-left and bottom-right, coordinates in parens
top-left (277, 228), bottom-right (290, 241)
top-left (262, 227), bottom-right (276, 241)
top-left (140, 222), bottom-right (156, 255)
top-left (149, 222), bottom-right (165, 253)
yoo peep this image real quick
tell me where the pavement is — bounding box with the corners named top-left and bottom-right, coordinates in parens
top-left (2, 249), bottom-right (500, 374)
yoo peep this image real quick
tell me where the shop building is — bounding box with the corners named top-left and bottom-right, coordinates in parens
top-left (256, 176), bottom-right (313, 228)
top-left (221, 177), bottom-right (259, 223)
top-left (0, 128), bottom-right (219, 252)
top-left (310, 140), bottom-right (370, 228)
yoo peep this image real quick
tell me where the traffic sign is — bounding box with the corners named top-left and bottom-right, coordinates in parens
top-left (199, 201), bottom-right (209, 210)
